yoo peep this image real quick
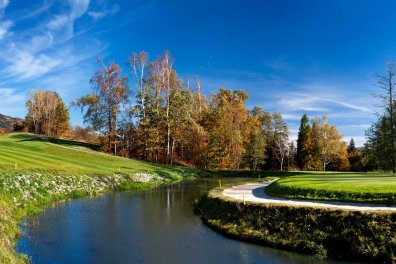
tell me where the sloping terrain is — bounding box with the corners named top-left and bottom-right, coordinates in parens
top-left (0, 133), bottom-right (189, 178)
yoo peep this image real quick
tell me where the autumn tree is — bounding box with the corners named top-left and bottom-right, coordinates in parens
top-left (187, 78), bottom-right (210, 168)
top-left (72, 51), bottom-right (295, 172)
top-left (26, 89), bottom-right (70, 136)
top-left (75, 58), bottom-right (129, 155)
top-left (244, 107), bottom-right (267, 171)
top-left (312, 116), bottom-right (349, 171)
top-left (53, 101), bottom-right (70, 136)
top-left (296, 114), bottom-right (316, 170)
top-left (129, 51), bottom-right (149, 158)
top-left (26, 89), bottom-right (44, 134)
top-left (206, 88), bottom-right (250, 170)
top-left (272, 113), bottom-right (289, 171)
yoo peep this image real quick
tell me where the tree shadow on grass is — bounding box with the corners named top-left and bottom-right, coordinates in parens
top-left (10, 133), bottom-right (101, 151)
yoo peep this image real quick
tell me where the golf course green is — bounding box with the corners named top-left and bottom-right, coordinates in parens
top-left (265, 172), bottom-right (396, 204)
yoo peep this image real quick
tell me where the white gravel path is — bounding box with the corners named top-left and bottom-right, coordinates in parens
top-left (222, 181), bottom-right (396, 212)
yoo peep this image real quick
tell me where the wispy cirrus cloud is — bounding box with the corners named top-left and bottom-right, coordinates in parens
top-left (0, 0), bottom-right (113, 87)
top-left (0, 88), bottom-right (25, 117)
top-left (0, 20), bottom-right (12, 39)
top-left (0, 0), bottom-right (123, 124)
top-left (0, 0), bottom-right (94, 82)
top-left (0, 0), bottom-right (9, 10)
top-left (281, 92), bottom-right (371, 113)
top-left (88, 4), bottom-right (119, 21)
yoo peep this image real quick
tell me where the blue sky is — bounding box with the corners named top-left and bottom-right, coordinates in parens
top-left (0, 0), bottom-right (395, 146)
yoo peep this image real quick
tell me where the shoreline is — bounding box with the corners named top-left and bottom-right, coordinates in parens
top-left (194, 184), bottom-right (396, 263)
top-left (1, 171), bottom-right (186, 263)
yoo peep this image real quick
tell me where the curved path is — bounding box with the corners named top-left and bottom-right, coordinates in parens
top-left (223, 181), bottom-right (396, 211)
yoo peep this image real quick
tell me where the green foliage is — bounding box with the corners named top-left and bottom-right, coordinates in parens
top-left (365, 114), bottom-right (395, 171)
top-left (347, 138), bottom-right (356, 153)
top-left (365, 62), bottom-right (396, 173)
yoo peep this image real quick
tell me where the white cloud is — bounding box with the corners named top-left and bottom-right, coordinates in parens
top-left (342, 136), bottom-right (366, 147)
top-left (70, 0), bottom-right (90, 19)
top-left (0, 0), bottom-right (99, 82)
top-left (278, 91), bottom-right (372, 114)
top-left (18, 1), bottom-right (54, 20)
top-left (0, 0), bottom-right (126, 125)
top-left (88, 4), bottom-right (119, 21)
top-left (8, 51), bottom-right (63, 79)
top-left (278, 96), bottom-right (328, 112)
top-left (0, 20), bottom-right (12, 39)
top-left (0, 88), bottom-right (26, 117)
top-left (47, 15), bottom-right (69, 30)
top-left (338, 124), bottom-right (371, 130)
top-left (0, 0), bottom-right (9, 10)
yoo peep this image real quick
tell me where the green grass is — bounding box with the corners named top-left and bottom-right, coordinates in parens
top-left (0, 133), bottom-right (192, 178)
top-left (0, 133), bottom-right (196, 263)
top-left (265, 172), bottom-right (396, 204)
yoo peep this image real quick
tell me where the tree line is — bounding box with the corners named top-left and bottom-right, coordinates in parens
top-left (24, 50), bottom-right (396, 172)
top-left (72, 51), bottom-right (294, 170)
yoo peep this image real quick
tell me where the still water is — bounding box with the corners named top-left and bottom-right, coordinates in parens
top-left (18, 178), bottom-right (360, 264)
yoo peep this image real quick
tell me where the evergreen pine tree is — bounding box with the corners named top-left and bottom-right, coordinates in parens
top-left (347, 138), bottom-right (356, 153)
top-left (297, 114), bottom-right (310, 169)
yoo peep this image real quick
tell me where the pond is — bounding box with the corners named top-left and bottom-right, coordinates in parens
top-left (17, 178), bottom-right (360, 264)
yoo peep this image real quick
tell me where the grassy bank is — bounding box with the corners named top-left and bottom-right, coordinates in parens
top-left (195, 186), bottom-right (396, 263)
top-left (265, 172), bottom-right (396, 204)
top-left (0, 133), bottom-right (195, 263)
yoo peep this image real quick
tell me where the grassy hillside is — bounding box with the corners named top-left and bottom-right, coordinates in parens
top-left (0, 133), bottom-right (190, 177)
top-left (265, 172), bottom-right (396, 204)
top-left (0, 133), bottom-right (195, 263)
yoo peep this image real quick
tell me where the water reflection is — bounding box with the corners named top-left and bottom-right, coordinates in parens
top-left (18, 178), bottom-right (361, 264)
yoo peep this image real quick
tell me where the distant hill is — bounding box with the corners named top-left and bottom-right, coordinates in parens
top-left (0, 113), bottom-right (23, 129)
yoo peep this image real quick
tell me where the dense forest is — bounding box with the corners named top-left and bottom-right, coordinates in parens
top-left (20, 52), bottom-right (396, 172)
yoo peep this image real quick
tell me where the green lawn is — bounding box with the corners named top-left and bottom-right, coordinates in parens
top-left (265, 172), bottom-right (396, 204)
top-left (0, 133), bottom-right (191, 178)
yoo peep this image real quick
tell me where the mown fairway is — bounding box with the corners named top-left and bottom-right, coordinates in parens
top-left (0, 133), bottom-right (187, 177)
top-left (265, 172), bottom-right (396, 204)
